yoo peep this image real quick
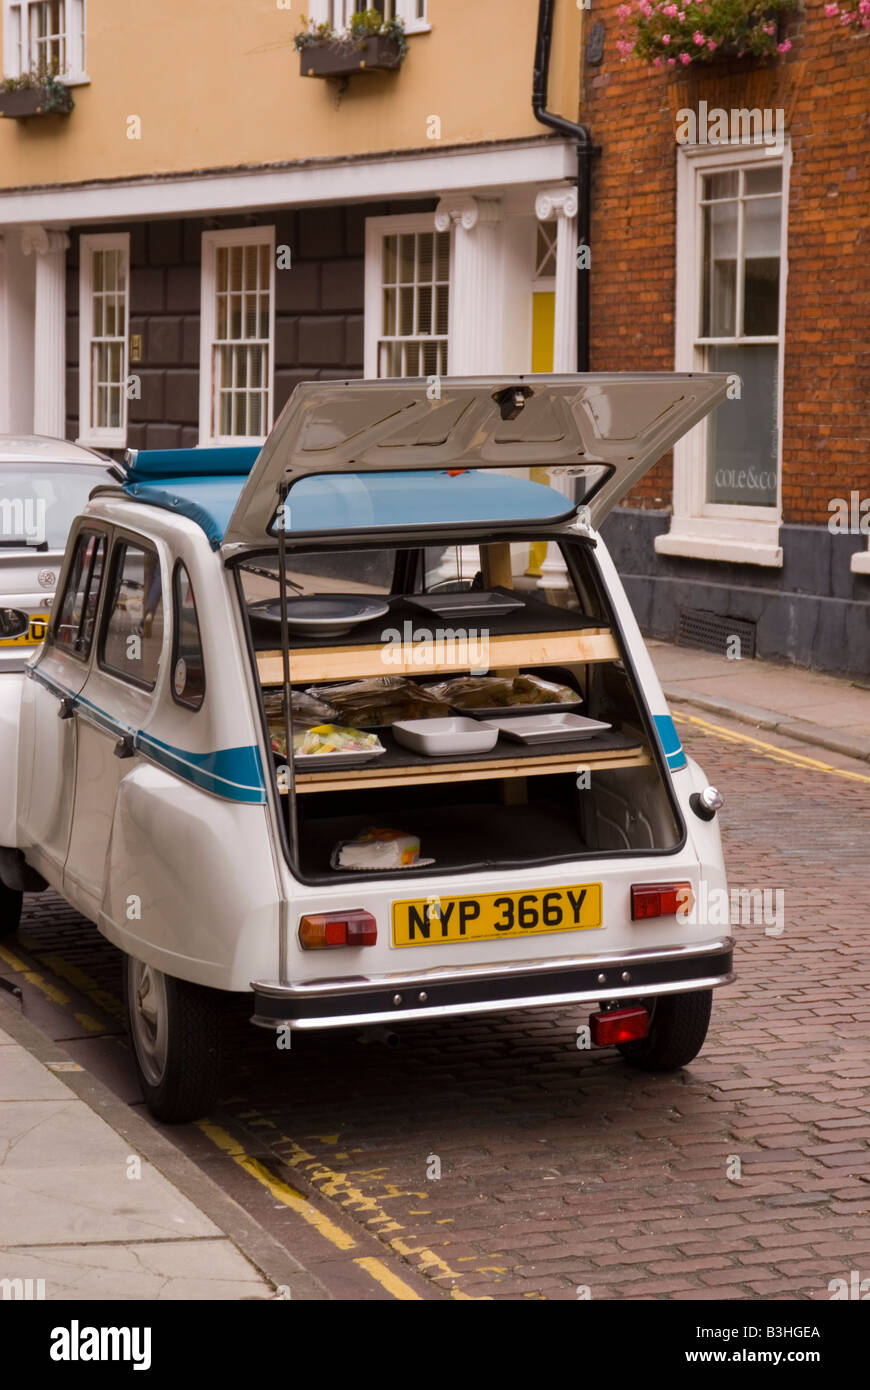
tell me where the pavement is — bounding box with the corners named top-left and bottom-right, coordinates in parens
top-left (0, 999), bottom-right (328, 1301)
top-left (1, 638), bottom-right (868, 1302)
top-left (650, 639), bottom-right (870, 763)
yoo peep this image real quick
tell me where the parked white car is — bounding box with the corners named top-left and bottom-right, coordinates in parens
top-left (0, 435), bottom-right (116, 673)
top-left (0, 376), bottom-right (733, 1122)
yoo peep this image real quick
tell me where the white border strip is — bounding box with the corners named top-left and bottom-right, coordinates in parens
top-left (0, 139), bottom-right (575, 227)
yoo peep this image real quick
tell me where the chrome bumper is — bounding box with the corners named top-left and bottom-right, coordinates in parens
top-left (251, 937), bottom-right (735, 1031)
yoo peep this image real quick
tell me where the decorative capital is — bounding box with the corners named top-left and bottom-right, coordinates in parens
top-left (434, 195), bottom-right (501, 233)
top-left (21, 225), bottom-right (70, 257)
top-left (535, 186), bottom-right (579, 223)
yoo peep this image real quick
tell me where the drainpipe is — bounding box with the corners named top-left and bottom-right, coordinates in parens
top-left (532, 0), bottom-right (593, 372)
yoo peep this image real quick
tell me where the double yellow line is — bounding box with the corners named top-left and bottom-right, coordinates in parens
top-left (674, 711), bottom-right (870, 784)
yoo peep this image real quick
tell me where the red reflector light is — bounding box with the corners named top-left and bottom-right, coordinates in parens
top-left (630, 881), bottom-right (693, 920)
top-left (590, 1007), bottom-right (649, 1047)
top-left (299, 910), bottom-right (377, 950)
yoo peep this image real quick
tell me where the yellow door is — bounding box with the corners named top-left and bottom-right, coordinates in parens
top-left (527, 291), bottom-right (556, 576)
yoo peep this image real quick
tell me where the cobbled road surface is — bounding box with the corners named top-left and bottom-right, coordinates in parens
top-left (6, 712), bottom-right (870, 1300)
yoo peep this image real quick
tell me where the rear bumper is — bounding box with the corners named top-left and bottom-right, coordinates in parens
top-left (251, 936), bottom-right (735, 1031)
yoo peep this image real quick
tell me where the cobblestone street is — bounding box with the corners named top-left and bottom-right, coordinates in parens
top-left (6, 713), bottom-right (870, 1301)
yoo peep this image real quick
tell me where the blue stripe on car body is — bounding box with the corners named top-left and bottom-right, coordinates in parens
top-left (26, 668), bottom-right (266, 804)
top-left (652, 713), bottom-right (688, 772)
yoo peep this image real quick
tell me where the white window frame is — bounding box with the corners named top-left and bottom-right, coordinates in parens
top-left (306, 0), bottom-right (430, 35)
top-left (78, 232), bottom-right (129, 450)
top-left (199, 226), bottom-right (276, 448)
top-left (364, 212), bottom-right (452, 379)
top-left (2, 0), bottom-right (88, 83)
top-left (656, 140), bottom-right (791, 568)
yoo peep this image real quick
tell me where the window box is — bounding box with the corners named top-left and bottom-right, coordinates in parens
top-left (299, 33), bottom-right (404, 77)
top-left (0, 79), bottom-right (72, 116)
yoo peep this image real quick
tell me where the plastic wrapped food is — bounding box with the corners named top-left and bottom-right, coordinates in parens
top-left (332, 827), bottom-right (434, 871)
top-left (309, 676), bottom-right (450, 727)
top-left (270, 724), bottom-right (384, 758)
top-left (425, 673), bottom-right (580, 708)
top-left (263, 687), bottom-right (339, 727)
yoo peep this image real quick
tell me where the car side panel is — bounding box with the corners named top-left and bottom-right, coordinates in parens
top-left (99, 761), bottom-right (280, 991)
top-left (0, 673), bottom-right (24, 847)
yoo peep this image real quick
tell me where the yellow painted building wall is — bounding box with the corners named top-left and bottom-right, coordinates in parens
top-left (0, 0), bottom-right (582, 190)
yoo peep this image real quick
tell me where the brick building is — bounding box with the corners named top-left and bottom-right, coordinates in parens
top-left (588, 8), bottom-right (870, 674)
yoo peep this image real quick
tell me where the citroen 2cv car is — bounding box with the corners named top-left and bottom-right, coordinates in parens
top-left (0, 376), bottom-right (734, 1122)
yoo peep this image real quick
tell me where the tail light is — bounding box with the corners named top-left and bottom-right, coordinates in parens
top-left (590, 1007), bottom-right (649, 1046)
top-left (631, 881), bottom-right (693, 921)
top-left (298, 910), bottom-right (377, 950)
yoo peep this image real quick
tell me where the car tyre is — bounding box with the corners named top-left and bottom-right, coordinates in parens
top-left (0, 880), bottom-right (23, 938)
top-left (617, 989), bottom-right (712, 1071)
top-left (124, 955), bottom-right (222, 1123)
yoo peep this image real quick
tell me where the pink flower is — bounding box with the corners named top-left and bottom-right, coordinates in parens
top-left (762, 19), bottom-right (776, 34)
top-left (652, 55), bottom-right (663, 66)
top-left (692, 29), bottom-right (706, 43)
top-left (679, 50), bottom-right (691, 63)
top-left (825, 2), bottom-right (839, 12)
top-left (678, 11), bottom-right (686, 19)
top-left (859, 0), bottom-right (870, 12)
top-left (777, 38), bottom-right (792, 52)
top-left (662, 3), bottom-right (678, 15)
top-left (617, 3), bottom-right (631, 19)
top-left (707, 37), bottom-right (717, 49)
top-left (667, 55), bottom-right (676, 64)
top-left (661, 32), bottom-right (671, 43)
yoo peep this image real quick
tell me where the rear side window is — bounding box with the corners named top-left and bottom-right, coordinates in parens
top-left (171, 563), bottom-right (205, 710)
top-left (99, 541), bottom-right (164, 690)
top-left (53, 530), bottom-right (107, 660)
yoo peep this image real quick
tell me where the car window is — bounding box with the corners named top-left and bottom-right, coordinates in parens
top-left (0, 464), bottom-right (110, 551)
top-left (99, 541), bottom-right (164, 690)
top-left (52, 530), bottom-right (107, 660)
top-left (171, 563), bottom-right (205, 710)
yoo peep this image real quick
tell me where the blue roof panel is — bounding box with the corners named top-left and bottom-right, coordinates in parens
top-left (122, 469), bottom-right (575, 548)
top-left (126, 446), bottom-right (261, 482)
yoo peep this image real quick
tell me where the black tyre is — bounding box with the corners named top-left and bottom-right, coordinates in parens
top-left (617, 989), bottom-right (713, 1072)
top-left (124, 955), bottom-right (222, 1123)
top-left (0, 880), bottom-right (23, 939)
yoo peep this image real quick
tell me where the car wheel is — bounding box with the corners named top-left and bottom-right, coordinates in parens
top-left (0, 880), bottom-right (23, 939)
top-left (124, 955), bottom-right (222, 1123)
top-left (617, 990), bottom-right (713, 1072)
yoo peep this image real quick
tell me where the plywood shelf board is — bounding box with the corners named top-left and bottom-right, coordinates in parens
top-left (257, 628), bottom-right (618, 686)
top-left (286, 745), bottom-right (650, 794)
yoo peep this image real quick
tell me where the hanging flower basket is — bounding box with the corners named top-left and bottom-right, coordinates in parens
top-left (616, 0), bottom-right (795, 70)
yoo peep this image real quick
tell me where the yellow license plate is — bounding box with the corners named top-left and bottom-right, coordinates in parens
top-left (392, 885), bottom-right (602, 947)
top-left (0, 613), bottom-right (49, 646)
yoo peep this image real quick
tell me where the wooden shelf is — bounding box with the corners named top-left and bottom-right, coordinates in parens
top-left (258, 628), bottom-right (618, 686)
top-left (286, 741), bottom-right (649, 795)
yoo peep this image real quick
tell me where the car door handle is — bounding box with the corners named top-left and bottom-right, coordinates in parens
top-left (114, 735), bottom-right (135, 759)
top-left (57, 697), bottom-right (75, 720)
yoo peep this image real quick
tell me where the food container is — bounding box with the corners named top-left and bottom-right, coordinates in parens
top-left (481, 713), bottom-right (612, 744)
top-left (392, 716), bottom-right (500, 757)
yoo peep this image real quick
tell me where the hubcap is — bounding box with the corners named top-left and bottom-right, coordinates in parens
top-left (128, 959), bottom-right (169, 1088)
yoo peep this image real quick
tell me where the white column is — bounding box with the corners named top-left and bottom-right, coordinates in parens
top-left (0, 232), bottom-right (36, 433)
top-left (535, 186), bottom-right (579, 590)
top-left (22, 225), bottom-right (69, 438)
top-left (435, 195), bottom-right (503, 374)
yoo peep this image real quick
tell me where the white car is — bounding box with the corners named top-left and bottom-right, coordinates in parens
top-left (0, 436), bottom-right (116, 673)
top-left (0, 375), bottom-right (733, 1122)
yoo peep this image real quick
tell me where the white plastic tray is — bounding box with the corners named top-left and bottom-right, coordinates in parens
top-left (481, 713), bottom-right (613, 744)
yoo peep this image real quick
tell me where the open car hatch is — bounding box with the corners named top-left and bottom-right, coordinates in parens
top-left (220, 372), bottom-right (730, 554)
